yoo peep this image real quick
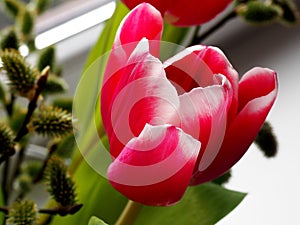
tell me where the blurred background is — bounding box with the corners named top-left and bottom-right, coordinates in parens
top-left (1, 0), bottom-right (300, 224)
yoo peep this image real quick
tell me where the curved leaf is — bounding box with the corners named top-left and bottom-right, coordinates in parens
top-left (135, 183), bottom-right (246, 225)
top-left (88, 216), bottom-right (109, 225)
top-left (70, 1), bottom-right (129, 171)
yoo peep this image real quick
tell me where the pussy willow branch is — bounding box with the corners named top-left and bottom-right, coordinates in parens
top-left (14, 69), bottom-right (49, 142)
top-left (190, 9), bottom-right (237, 45)
top-left (1, 68), bottom-right (49, 203)
top-left (0, 204), bottom-right (83, 216)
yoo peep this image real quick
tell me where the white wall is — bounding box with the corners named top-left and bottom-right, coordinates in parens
top-left (205, 16), bottom-right (300, 225)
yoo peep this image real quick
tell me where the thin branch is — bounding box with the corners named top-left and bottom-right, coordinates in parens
top-left (0, 206), bottom-right (9, 214)
top-left (14, 67), bottom-right (49, 142)
top-left (190, 9), bottom-right (237, 45)
top-left (39, 204), bottom-right (83, 216)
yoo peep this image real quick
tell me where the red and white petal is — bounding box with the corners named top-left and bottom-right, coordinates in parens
top-left (164, 45), bottom-right (215, 94)
top-left (190, 68), bottom-right (278, 185)
top-left (102, 41), bottom-right (180, 157)
top-left (103, 2), bottom-right (163, 88)
top-left (238, 67), bottom-right (278, 112)
top-left (114, 3), bottom-right (163, 58)
top-left (164, 45), bottom-right (239, 121)
top-left (108, 124), bottom-right (201, 206)
top-left (172, 75), bottom-right (232, 183)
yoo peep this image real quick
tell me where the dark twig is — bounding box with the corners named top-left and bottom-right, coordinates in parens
top-left (0, 206), bottom-right (9, 214)
top-left (39, 204), bottom-right (83, 216)
top-left (190, 9), bottom-right (237, 45)
top-left (14, 67), bottom-right (49, 142)
top-left (0, 204), bottom-right (83, 216)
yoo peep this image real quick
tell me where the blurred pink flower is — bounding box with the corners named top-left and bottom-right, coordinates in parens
top-left (121, 0), bottom-right (233, 26)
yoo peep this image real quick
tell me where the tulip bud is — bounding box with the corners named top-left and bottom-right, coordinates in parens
top-left (0, 29), bottom-right (19, 51)
top-left (237, 1), bottom-right (283, 24)
top-left (255, 121), bottom-right (278, 158)
top-left (7, 200), bottom-right (38, 225)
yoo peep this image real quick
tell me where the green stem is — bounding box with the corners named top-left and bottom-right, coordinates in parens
top-left (115, 201), bottom-right (143, 225)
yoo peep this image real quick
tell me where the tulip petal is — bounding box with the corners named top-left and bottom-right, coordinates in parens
top-left (108, 124), bottom-right (201, 206)
top-left (164, 45), bottom-right (239, 121)
top-left (164, 45), bottom-right (215, 94)
top-left (190, 68), bottom-right (278, 185)
top-left (102, 40), bottom-right (180, 157)
top-left (172, 75), bottom-right (232, 178)
top-left (114, 3), bottom-right (163, 57)
top-left (103, 3), bottom-right (163, 97)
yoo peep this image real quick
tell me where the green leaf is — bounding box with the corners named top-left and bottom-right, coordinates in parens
top-left (83, 1), bottom-right (129, 70)
top-left (162, 23), bottom-right (191, 44)
top-left (135, 183), bottom-right (246, 225)
top-left (88, 216), bottom-right (109, 225)
top-left (70, 0), bottom-right (129, 170)
top-left (51, 161), bottom-right (245, 225)
top-left (160, 23), bottom-right (191, 60)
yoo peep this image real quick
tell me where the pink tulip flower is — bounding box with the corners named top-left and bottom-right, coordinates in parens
top-left (121, 0), bottom-right (233, 26)
top-left (101, 3), bottom-right (278, 206)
